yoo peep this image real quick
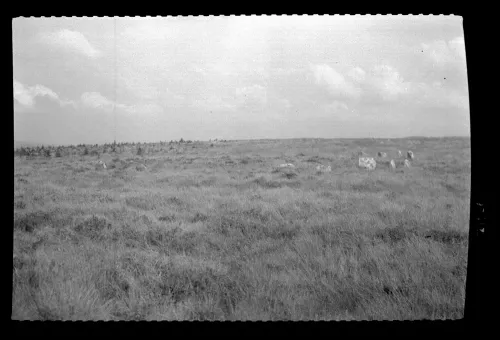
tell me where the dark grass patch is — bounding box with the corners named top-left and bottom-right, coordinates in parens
top-left (72, 167), bottom-right (88, 174)
top-left (300, 280), bottom-right (371, 318)
top-left (146, 226), bottom-right (199, 255)
top-left (305, 155), bottom-right (333, 164)
top-left (222, 158), bottom-right (235, 165)
top-left (19, 267), bottom-right (41, 291)
top-left (250, 176), bottom-right (301, 190)
top-left (14, 200), bottom-right (27, 209)
top-left (257, 294), bottom-right (292, 320)
top-left (200, 177), bottom-right (217, 187)
top-left (191, 212), bottom-right (208, 223)
top-left (157, 176), bottom-right (171, 183)
top-left (119, 224), bottom-right (147, 249)
top-left (376, 210), bottom-right (423, 229)
top-left (281, 171), bottom-right (298, 179)
top-left (119, 252), bottom-right (149, 279)
top-left (209, 208), bottom-right (300, 244)
top-left (125, 197), bottom-right (157, 211)
top-left (310, 224), bottom-right (364, 250)
top-left (264, 223), bottom-right (302, 241)
top-left (252, 177), bottom-right (282, 189)
top-left (350, 180), bottom-right (385, 193)
top-left (73, 215), bottom-right (112, 241)
top-left (376, 180), bottom-right (411, 195)
top-left (424, 162), bottom-right (468, 175)
top-left (211, 214), bottom-right (263, 240)
top-left (440, 182), bottom-right (467, 196)
top-left (422, 229), bottom-right (468, 245)
top-left (99, 266), bottom-right (131, 301)
top-left (374, 227), bottom-right (409, 245)
top-left (282, 180), bottom-right (301, 189)
top-left (136, 214), bottom-right (152, 226)
top-left (384, 191), bottom-right (399, 201)
top-left (175, 179), bottom-right (201, 188)
top-left (155, 260), bottom-right (251, 318)
top-left (166, 196), bottom-right (185, 207)
top-left (14, 211), bottom-right (53, 233)
top-left (451, 263), bottom-right (467, 278)
top-left (13, 255), bottom-right (26, 272)
top-left (359, 259), bottom-right (381, 278)
top-left (158, 214), bottom-right (176, 223)
top-left (98, 178), bottom-right (124, 190)
top-left (187, 301), bottom-right (226, 321)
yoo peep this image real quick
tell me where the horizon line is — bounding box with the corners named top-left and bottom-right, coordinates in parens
top-left (14, 135), bottom-right (471, 148)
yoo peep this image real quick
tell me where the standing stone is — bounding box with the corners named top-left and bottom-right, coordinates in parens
top-left (359, 157), bottom-right (376, 170)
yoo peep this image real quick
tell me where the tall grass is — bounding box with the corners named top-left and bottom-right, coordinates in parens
top-left (13, 137), bottom-right (470, 320)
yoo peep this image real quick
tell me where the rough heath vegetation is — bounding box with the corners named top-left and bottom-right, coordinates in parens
top-left (13, 137), bottom-right (470, 320)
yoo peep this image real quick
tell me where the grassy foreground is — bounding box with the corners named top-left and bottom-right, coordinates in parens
top-left (12, 137), bottom-right (470, 320)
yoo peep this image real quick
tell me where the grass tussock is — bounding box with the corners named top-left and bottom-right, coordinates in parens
top-left (13, 137), bottom-right (470, 320)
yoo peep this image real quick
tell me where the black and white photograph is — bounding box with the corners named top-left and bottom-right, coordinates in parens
top-left (13, 15), bottom-right (470, 321)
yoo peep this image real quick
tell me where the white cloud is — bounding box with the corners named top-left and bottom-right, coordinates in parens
top-left (277, 98), bottom-right (292, 110)
top-left (311, 64), bottom-right (362, 99)
top-left (190, 84), bottom-right (270, 113)
top-left (14, 80), bottom-right (34, 107)
top-left (162, 89), bottom-right (186, 108)
top-left (124, 103), bottom-right (164, 115)
top-left (14, 79), bottom-right (75, 108)
top-left (80, 92), bottom-right (127, 112)
top-left (314, 100), bottom-right (357, 121)
top-left (81, 92), bottom-right (113, 110)
top-left (448, 36), bottom-right (466, 61)
top-left (191, 95), bottom-right (236, 111)
top-left (235, 84), bottom-right (268, 111)
top-left (80, 92), bottom-right (163, 115)
top-left (348, 67), bottom-right (366, 83)
top-left (411, 82), bottom-right (469, 110)
top-left (420, 36), bottom-right (466, 67)
top-left (13, 17), bottom-right (470, 142)
top-left (192, 66), bottom-right (208, 76)
top-left (41, 29), bottom-right (101, 59)
top-left (271, 68), bottom-right (301, 77)
top-left (370, 65), bottom-right (410, 101)
top-left (326, 101), bottom-right (349, 111)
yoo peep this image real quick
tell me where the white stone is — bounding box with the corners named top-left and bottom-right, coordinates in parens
top-left (359, 157), bottom-right (376, 170)
top-left (316, 164), bottom-right (332, 172)
top-left (95, 160), bottom-right (107, 169)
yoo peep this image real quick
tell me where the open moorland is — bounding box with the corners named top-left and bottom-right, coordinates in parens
top-left (12, 137), bottom-right (470, 320)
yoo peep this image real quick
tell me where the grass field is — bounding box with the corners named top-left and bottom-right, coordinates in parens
top-left (12, 137), bottom-right (470, 320)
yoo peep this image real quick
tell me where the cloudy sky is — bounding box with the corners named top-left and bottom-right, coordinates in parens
top-left (13, 16), bottom-right (469, 145)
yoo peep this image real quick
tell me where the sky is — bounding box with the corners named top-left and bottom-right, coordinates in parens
top-left (13, 16), bottom-right (469, 145)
